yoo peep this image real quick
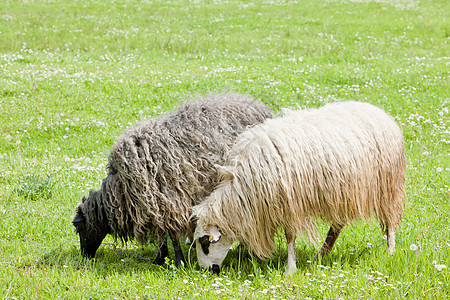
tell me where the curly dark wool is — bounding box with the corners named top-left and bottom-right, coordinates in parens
top-left (75, 93), bottom-right (274, 250)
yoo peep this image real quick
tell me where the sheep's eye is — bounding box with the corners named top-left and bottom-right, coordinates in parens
top-left (198, 235), bottom-right (210, 255)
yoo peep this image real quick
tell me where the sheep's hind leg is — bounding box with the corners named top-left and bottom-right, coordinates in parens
top-left (386, 226), bottom-right (396, 255)
top-left (316, 225), bottom-right (342, 259)
top-left (169, 230), bottom-right (186, 268)
top-left (153, 241), bottom-right (169, 265)
top-left (285, 232), bottom-right (297, 276)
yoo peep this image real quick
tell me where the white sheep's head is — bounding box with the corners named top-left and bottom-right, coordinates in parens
top-left (194, 224), bottom-right (233, 275)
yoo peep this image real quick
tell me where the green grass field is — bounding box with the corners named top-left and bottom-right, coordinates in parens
top-left (0, 0), bottom-right (448, 298)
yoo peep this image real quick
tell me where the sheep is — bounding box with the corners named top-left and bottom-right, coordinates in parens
top-left (72, 93), bottom-right (274, 267)
top-left (192, 101), bottom-right (406, 275)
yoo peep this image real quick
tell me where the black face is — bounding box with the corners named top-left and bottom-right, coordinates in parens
top-left (72, 212), bottom-right (107, 258)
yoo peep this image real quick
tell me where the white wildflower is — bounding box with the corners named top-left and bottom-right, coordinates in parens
top-left (434, 264), bottom-right (447, 271)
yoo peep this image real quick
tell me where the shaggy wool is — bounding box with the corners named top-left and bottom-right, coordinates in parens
top-left (76, 93), bottom-right (274, 245)
top-left (193, 101), bottom-right (406, 259)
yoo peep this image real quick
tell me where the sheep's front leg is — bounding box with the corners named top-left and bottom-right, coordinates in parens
top-left (153, 241), bottom-right (169, 265)
top-left (169, 230), bottom-right (186, 268)
top-left (285, 232), bottom-right (297, 276)
top-left (153, 235), bottom-right (169, 265)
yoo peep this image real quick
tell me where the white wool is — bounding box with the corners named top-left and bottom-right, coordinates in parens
top-left (193, 101), bottom-right (406, 259)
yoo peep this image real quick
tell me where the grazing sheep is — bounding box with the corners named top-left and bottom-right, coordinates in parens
top-left (192, 101), bottom-right (406, 275)
top-left (72, 93), bottom-right (274, 267)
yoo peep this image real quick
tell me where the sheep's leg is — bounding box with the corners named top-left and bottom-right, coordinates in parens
top-left (169, 230), bottom-right (186, 268)
top-left (317, 225), bottom-right (342, 258)
top-left (386, 227), bottom-right (396, 255)
top-left (285, 232), bottom-right (297, 276)
top-left (153, 241), bottom-right (169, 265)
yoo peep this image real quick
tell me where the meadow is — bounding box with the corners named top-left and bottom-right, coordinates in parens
top-left (0, 0), bottom-right (449, 298)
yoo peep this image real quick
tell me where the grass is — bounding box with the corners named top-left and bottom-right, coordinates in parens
top-left (0, 0), bottom-right (448, 298)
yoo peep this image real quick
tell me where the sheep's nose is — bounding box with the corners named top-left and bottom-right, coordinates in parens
top-left (209, 264), bottom-right (220, 275)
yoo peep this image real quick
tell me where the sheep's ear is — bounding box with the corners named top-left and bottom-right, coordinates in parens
top-left (81, 195), bottom-right (87, 203)
top-left (215, 165), bottom-right (234, 181)
top-left (208, 226), bottom-right (221, 244)
top-left (72, 212), bottom-right (86, 225)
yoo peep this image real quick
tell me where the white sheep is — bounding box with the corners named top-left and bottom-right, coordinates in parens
top-left (192, 101), bottom-right (406, 275)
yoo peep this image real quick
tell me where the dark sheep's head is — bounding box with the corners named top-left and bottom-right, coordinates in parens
top-left (72, 195), bottom-right (108, 259)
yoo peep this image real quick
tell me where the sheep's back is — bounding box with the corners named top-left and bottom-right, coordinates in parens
top-left (105, 93), bottom-right (273, 242)
top-left (228, 101), bottom-right (405, 229)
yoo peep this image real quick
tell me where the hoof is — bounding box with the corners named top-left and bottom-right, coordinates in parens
top-left (175, 259), bottom-right (186, 268)
top-left (153, 256), bottom-right (166, 265)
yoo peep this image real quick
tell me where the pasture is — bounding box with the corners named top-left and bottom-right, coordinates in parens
top-left (0, 0), bottom-right (448, 298)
